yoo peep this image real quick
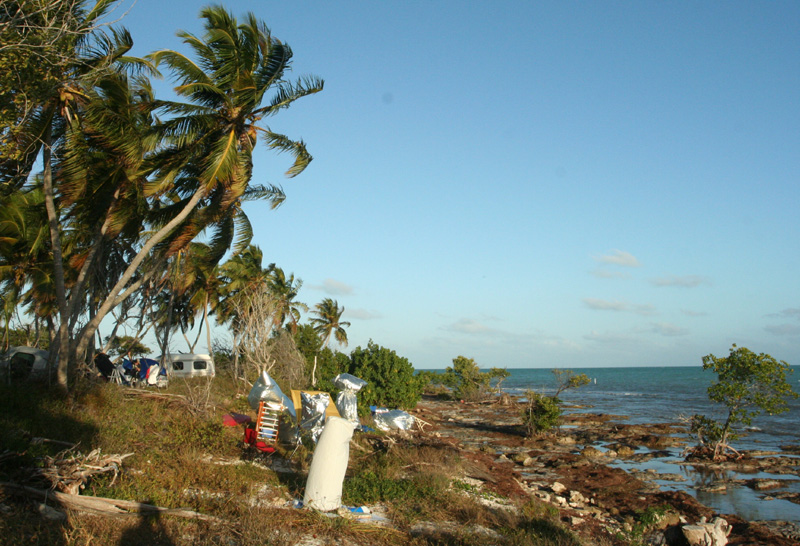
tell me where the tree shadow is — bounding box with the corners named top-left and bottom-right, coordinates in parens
top-left (0, 380), bottom-right (101, 544)
top-left (450, 419), bottom-right (527, 437)
top-left (117, 501), bottom-right (176, 546)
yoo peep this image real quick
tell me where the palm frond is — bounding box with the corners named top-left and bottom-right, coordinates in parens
top-left (200, 129), bottom-right (239, 189)
top-left (258, 76), bottom-right (324, 117)
top-left (148, 49), bottom-right (212, 90)
top-left (206, 215), bottom-right (235, 265)
top-left (231, 209), bottom-right (253, 255)
top-left (262, 131), bottom-right (313, 178)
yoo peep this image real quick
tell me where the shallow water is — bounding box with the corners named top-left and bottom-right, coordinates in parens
top-left (499, 366), bottom-right (800, 523)
top-left (604, 445), bottom-right (800, 523)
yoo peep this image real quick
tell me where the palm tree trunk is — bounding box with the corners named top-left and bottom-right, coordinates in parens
top-left (65, 188), bottom-right (121, 334)
top-left (189, 307), bottom-right (205, 353)
top-left (40, 122), bottom-right (71, 391)
top-left (204, 295), bottom-right (212, 356)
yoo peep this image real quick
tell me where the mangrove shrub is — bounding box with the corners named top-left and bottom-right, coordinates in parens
top-left (690, 344), bottom-right (797, 460)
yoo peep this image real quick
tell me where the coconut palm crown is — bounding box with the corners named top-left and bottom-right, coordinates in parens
top-left (147, 6), bottom-right (324, 261)
top-left (310, 298), bottom-right (350, 348)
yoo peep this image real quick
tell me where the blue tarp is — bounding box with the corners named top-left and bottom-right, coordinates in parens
top-left (122, 358), bottom-right (166, 381)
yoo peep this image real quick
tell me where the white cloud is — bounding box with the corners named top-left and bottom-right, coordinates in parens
top-left (765, 324), bottom-right (800, 336)
top-left (768, 308), bottom-right (800, 320)
top-left (442, 318), bottom-right (494, 335)
top-left (346, 308), bottom-right (382, 320)
top-left (632, 304), bottom-right (656, 316)
top-left (593, 249), bottom-right (641, 267)
top-left (651, 275), bottom-right (710, 288)
top-left (681, 309), bottom-right (708, 317)
top-left (583, 298), bottom-right (656, 316)
top-left (583, 298), bottom-right (628, 312)
top-left (650, 322), bottom-right (689, 337)
top-left (320, 278), bottom-right (354, 295)
top-left (583, 330), bottom-right (636, 344)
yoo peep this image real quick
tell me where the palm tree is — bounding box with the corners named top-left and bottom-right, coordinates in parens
top-left (72, 6), bottom-right (323, 384)
top-left (0, 187), bottom-right (51, 349)
top-left (310, 298), bottom-right (350, 348)
top-left (217, 244), bottom-right (273, 327)
top-left (1, 5), bottom-right (322, 391)
top-left (145, 6), bottom-right (323, 260)
top-left (308, 298), bottom-right (350, 386)
top-left (8, 0), bottom-right (147, 389)
top-left (266, 267), bottom-right (307, 333)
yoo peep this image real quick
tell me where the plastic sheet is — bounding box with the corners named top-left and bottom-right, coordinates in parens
top-left (247, 370), bottom-right (296, 420)
top-left (247, 371), bottom-right (297, 421)
top-left (373, 409), bottom-right (415, 432)
top-left (333, 373), bottom-right (367, 425)
top-left (333, 373), bottom-right (367, 392)
top-left (300, 391), bottom-right (329, 444)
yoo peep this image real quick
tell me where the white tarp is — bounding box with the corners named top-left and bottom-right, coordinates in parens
top-left (303, 417), bottom-right (356, 511)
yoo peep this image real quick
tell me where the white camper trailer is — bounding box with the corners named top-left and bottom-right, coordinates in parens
top-left (161, 353), bottom-right (215, 378)
top-left (1, 346), bottom-right (50, 382)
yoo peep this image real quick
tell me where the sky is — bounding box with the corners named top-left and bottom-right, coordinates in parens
top-left (107, 1), bottom-right (800, 369)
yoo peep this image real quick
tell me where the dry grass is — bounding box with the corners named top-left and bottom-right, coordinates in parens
top-left (0, 373), bottom-right (589, 546)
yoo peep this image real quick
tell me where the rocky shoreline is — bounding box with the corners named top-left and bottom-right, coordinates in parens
top-left (408, 395), bottom-right (800, 545)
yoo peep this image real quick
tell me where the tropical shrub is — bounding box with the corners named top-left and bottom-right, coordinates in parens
top-left (440, 356), bottom-right (509, 401)
top-left (552, 369), bottom-right (591, 396)
top-left (522, 391), bottom-right (562, 436)
top-left (689, 344), bottom-right (798, 460)
top-left (349, 340), bottom-right (423, 412)
top-left (521, 369), bottom-right (590, 436)
top-left (313, 348), bottom-right (350, 393)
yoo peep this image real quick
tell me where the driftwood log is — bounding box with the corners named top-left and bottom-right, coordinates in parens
top-left (1, 483), bottom-right (223, 523)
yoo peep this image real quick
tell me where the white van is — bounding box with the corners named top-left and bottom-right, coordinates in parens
top-left (161, 353), bottom-right (215, 378)
top-left (0, 346), bottom-right (50, 381)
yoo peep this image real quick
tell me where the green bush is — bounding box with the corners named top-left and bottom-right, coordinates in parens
top-left (349, 340), bottom-right (423, 412)
top-left (313, 348), bottom-right (350, 393)
top-left (691, 344), bottom-right (798, 459)
top-left (522, 391), bottom-right (562, 436)
top-left (440, 356), bottom-right (509, 401)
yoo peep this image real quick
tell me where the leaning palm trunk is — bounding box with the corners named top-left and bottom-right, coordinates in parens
top-left (69, 186), bottom-right (208, 386)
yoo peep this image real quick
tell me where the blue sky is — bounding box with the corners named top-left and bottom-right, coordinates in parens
top-left (111, 1), bottom-right (800, 369)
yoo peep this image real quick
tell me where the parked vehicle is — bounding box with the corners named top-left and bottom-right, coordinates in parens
top-left (0, 346), bottom-right (50, 382)
top-left (159, 353), bottom-right (215, 378)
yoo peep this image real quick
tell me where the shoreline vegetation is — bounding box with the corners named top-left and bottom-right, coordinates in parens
top-left (1, 374), bottom-right (799, 546)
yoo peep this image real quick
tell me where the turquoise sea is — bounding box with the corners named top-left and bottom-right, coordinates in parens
top-left (500, 366), bottom-right (800, 522)
top-left (503, 366), bottom-right (800, 452)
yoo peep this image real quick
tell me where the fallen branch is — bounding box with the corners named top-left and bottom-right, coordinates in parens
top-left (123, 390), bottom-right (188, 402)
top-left (37, 448), bottom-right (133, 495)
top-left (413, 416), bottom-right (432, 431)
top-left (31, 437), bottom-right (79, 449)
top-left (1, 482), bottom-right (223, 523)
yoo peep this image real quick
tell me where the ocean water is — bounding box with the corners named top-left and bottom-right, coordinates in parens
top-left (503, 366), bottom-right (800, 452)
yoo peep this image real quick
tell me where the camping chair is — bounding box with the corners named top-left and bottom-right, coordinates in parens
top-left (110, 365), bottom-right (129, 386)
